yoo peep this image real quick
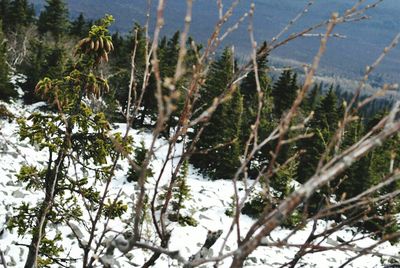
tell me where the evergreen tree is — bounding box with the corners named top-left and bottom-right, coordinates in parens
top-left (297, 87), bottom-right (340, 183)
top-left (190, 48), bottom-right (243, 180)
top-left (19, 40), bottom-right (67, 103)
top-left (0, 0), bottom-right (11, 31)
top-left (336, 119), bottom-right (372, 197)
top-left (272, 69), bottom-right (298, 118)
top-left (167, 160), bottom-right (197, 226)
top-left (69, 13), bottom-right (91, 38)
top-left (8, 0), bottom-right (35, 32)
top-left (0, 21), bottom-right (17, 100)
top-left (107, 24), bottom-right (148, 120)
top-left (8, 15), bottom-right (132, 267)
top-left (38, 0), bottom-right (69, 41)
top-left (302, 82), bottom-right (322, 113)
top-left (127, 141), bottom-right (153, 183)
top-left (240, 42), bottom-right (275, 176)
top-left (240, 42), bottom-right (272, 143)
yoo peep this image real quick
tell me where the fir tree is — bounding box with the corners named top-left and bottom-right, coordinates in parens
top-left (38, 0), bottom-right (69, 41)
top-left (190, 48), bottom-right (243, 180)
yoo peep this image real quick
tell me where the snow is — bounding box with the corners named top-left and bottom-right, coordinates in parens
top-left (0, 100), bottom-right (399, 268)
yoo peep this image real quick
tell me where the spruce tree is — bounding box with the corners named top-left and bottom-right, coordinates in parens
top-left (302, 82), bottom-right (322, 113)
top-left (8, 15), bottom-right (132, 267)
top-left (0, 0), bottom-right (11, 31)
top-left (297, 87), bottom-right (340, 183)
top-left (70, 13), bottom-right (91, 38)
top-left (38, 0), bottom-right (69, 41)
top-left (272, 69), bottom-right (298, 118)
top-left (240, 42), bottom-right (274, 176)
top-left (336, 118), bottom-right (372, 197)
top-left (190, 48), bottom-right (243, 180)
top-left (19, 40), bottom-right (67, 103)
top-left (8, 0), bottom-right (35, 32)
top-left (0, 22), bottom-right (17, 100)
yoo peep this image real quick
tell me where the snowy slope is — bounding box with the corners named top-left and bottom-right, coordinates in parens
top-left (0, 100), bottom-right (399, 268)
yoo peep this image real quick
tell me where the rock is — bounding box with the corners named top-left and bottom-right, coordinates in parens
top-left (9, 152), bottom-right (19, 159)
top-left (17, 142), bottom-right (29, 148)
top-left (68, 221), bottom-right (85, 240)
top-left (6, 180), bottom-right (21, 187)
top-left (0, 142), bottom-right (8, 151)
top-left (7, 256), bottom-right (16, 267)
top-left (19, 247), bottom-right (24, 261)
top-left (247, 257), bottom-right (258, 264)
top-left (198, 213), bottom-right (212, 220)
top-left (125, 252), bottom-right (134, 260)
top-left (12, 190), bottom-right (27, 198)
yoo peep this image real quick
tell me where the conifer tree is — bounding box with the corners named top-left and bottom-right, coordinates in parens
top-left (0, 0), bottom-right (11, 31)
top-left (38, 0), bottom-right (69, 41)
top-left (127, 141), bottom-right (153, 183)
top-left (336, 118), bottom-right (372, 197)
top-left (167, 160), bottom-right (197, 226)
top-left (240, 42), bottom-right (275, 176)
top-left (0, 21), bottom-right (17, 100)
top-left (297, 87), bottom-right (340, 183)
top-left (8, 16), bottom-right (132, 267)
top-left (19, 40), bottom-right (67, 103)
top-left (190, 48), bottom-right (243, 180)
top-left (8, 0), bottom-right (35, 32)
top-left (302, 82), bottom-right (322, 113)
top-left (70, 13), bottom-right (91, 38)
top-left (272, 69), bottom-right (298, 118)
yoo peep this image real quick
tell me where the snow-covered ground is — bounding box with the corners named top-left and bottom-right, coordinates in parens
top-left (0, 100), bottom-right (399, 268)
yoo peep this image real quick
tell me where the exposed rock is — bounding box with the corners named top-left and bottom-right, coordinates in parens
top-left (12, 190), bottom-right (27, 198)
top-left (6, 180), bottom-right (16, 187)
top-left (246, 256), bottom-right (258, 264)
top-left (7, 256), bottom-right (16, 266)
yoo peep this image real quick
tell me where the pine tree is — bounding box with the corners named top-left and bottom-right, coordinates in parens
top-left (0, 21), bottom-right (17, 100)
top-left (272, 69), bottom-right (298, 118)
top-left (190, 48), bottom-right (243, 180)
top-left (38, 0), bottom-right (69, 41)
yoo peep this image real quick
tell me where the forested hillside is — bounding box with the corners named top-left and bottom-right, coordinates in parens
top-left (28, 0), bottom-right (400, 83)
top-left (0, 0), bottom-right (400, 267)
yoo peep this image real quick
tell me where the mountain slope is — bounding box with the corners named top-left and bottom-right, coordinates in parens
top-left (29, 0), bottom-right (400, 83)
